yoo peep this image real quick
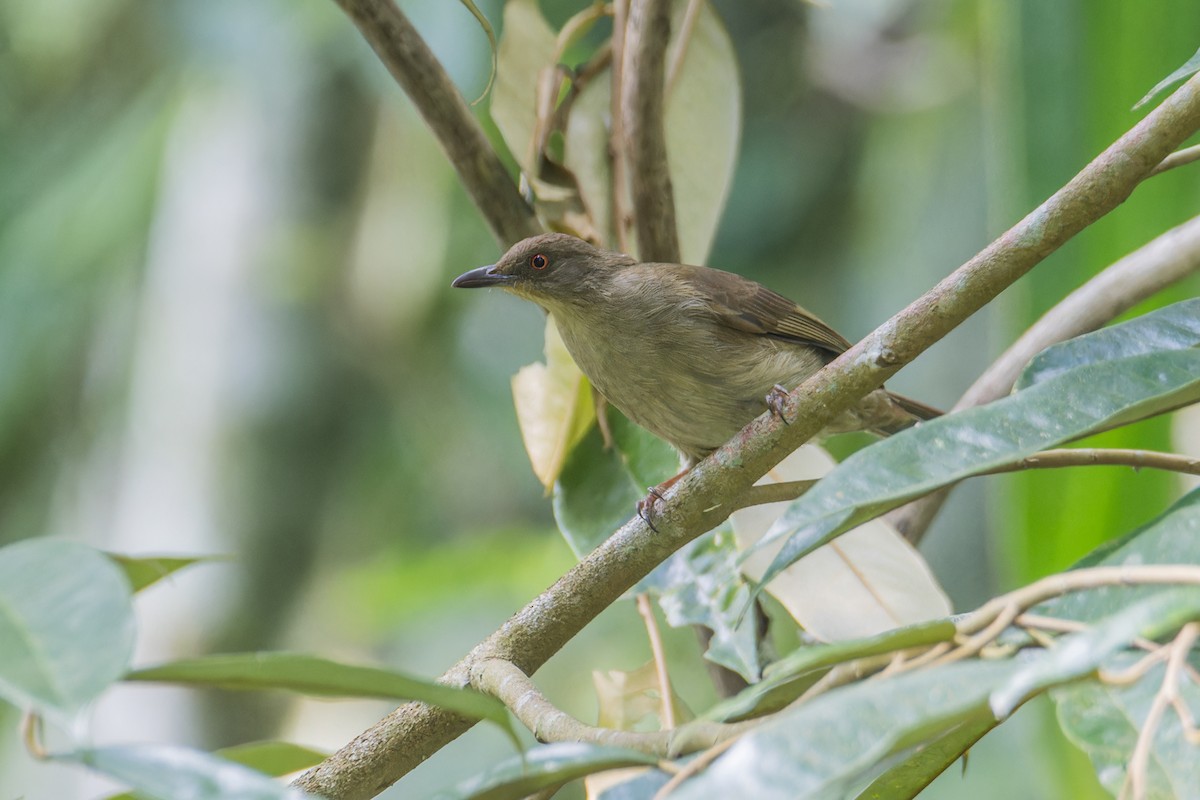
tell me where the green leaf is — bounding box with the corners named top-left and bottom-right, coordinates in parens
top-left (564, 0), bottom-right (741, 263)
top-left (752, 348), bottom-right (1200, 590)
top-left (1135, 46), bottom-right (1200, 109)
top-left (126, 652), bottom-right (514, 740)
top-left (671, 661), bottom-right (1015, 800)
top-left (101, 741), bottom-right (328, 800)
top-left (700, 619), bottom-right (956, 723)
top-left (60, 744), bottom-right (312, 800)
top-left (991, 588), bottom-right (1200, 717)
top-left (107, 553), bottom-right (216, 593)
top-left (1017, 298), bottom-right (1200, 389)
top-left (553, 425), bottom-right (643, 557)
top-left (1053, 655), bottom-right (1200, 797)
top-left (609, 410), bottom-right (679, 490)
top-left (435, 742), bottom-right (659, 800)
top-left (0, 539), bottom-right (135, 721)
top-left (490, 0), bottom-right (556, 170)
top-left (854, 716), bottom-right (997, 800)
top-left (638, 528), bottom-right (760, 682)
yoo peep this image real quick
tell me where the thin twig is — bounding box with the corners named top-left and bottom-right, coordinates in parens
top-left (21, 712), bottom-right (45, 760)
top-left (331, 0), bottom-right (540, 247)
top-left (652, 736), bottom-right (738, 800)
top-left (983, 449), bottom-right (1200, 478)
top-left (891, 212), bottom-right (1200, 544)
top-left (664, 0), bottom-right (702, 98)
top-left (621, 0), bottom-right (680, 262)
top-left (1150, 142), bottom-right (1200, 176)
top-left (609, 0), bottom-right (632, 251)
top-left (637, 593), bottom-right (677, 728)
top-left (1122, 623), bottom-right (1200, 800)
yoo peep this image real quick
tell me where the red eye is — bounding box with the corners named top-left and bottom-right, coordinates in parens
top-left (530, 253), bottom-right (548, 270)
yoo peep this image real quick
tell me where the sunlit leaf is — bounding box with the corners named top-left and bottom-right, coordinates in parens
top-left (435, 743), bottom-right (659, 800)
top-left (106, 553), bottom-right (218, 593)
top-left (752, 348), bottom-right (1200, 590)
top-left (60, 744), bottom-right (311, 800)
top-left (126, 652), bottom-right (514, 739)
top-left (733, 446), bottom-right (951, 642)
top-left (564, 0), bottom-right (741, 263)
top-left (512, 317), bottom-right (595, 491)
top-left (1135, 46), bottom-right (1200, 109)
top-left (1017, 298), bottom-right (1200, 389)
top-left (0, 539), bottom-right (135, 721)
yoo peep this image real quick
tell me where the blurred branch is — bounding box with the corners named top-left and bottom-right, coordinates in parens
top-left (621, 0), bottom-right (681, 262)
top-left (331, 0), bottom-right (540, 247)
top-left (294, 61), bottom-right (1200, 800)
top-left (889, 212), bottom-right (1200, 543)
top-left (609, 0), bottom-right (632, 251)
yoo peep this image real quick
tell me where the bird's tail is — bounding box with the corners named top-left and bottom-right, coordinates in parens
top-left (870, 391), bottom-right (943, 436)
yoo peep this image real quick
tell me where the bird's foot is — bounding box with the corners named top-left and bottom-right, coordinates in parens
top-left (766, 384), bottom-right (791, 423)
top-left (637, 470), bottom-right (688, 532)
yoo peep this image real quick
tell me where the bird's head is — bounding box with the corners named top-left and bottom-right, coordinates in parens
top-left (451, 233), bottom-right (634, 307)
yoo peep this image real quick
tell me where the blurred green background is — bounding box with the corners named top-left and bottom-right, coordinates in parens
top-left (1, 0), bottom-right (1198, 797)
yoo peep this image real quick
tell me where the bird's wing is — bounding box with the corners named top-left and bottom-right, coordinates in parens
top-left (664, 264), bottom-right (853, 357)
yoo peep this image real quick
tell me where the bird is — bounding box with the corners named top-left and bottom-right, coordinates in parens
top-left (452, 233), bottom-right (938, 520)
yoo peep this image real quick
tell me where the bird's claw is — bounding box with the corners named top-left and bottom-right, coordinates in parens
top-left (766, 384), bottom-right (791, 423)
top-left (637, 485), bottom-right (667, 532)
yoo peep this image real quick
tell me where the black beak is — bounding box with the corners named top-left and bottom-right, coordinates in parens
top-left (451, 265), bottom-right (512, 289)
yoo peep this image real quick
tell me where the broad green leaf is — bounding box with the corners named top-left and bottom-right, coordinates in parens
top-left (563, 0), bottom-right (741, 263)
top-left (61, 745), bottom-right (311, 800)
top-left (126, 652), bottom-right (514, 738)
top-left (0, 539), bottom-right (135, 721)
top-left (512, 317), bottom-right (595, 491)
top-left (700, 619), bottom-right (956, 723)
top-left (854, 716), bottom-right (997, 800)
top-left (553, 425), bottom-right (643, 557)
top-left (638, 528), bottom-right (761, 682)
top-left (609, 411), bottom-right (679, 490)
top-left (107, 553), bottom-right (216, 593)
top-left (734, 447), bottom-right (950, 642)
top-left (991, 588), bottom-right (1200, 717)
top-left (1053, 655), bottom-right (1200, 797)
top-left (672, 661), bottom-right (1014, 800)
top-left (435, 742), bottom-right (659, 800)
top-left (1135, 46), bottom-right (1200, 109)
top-left (102, 741), bottom-right (327, 799)
top-left (1017, 298), bottom-right (1200, 389)
top-left (753, 348), bottom-right (1200, 590)
top-left (1038, 486), bottom-right (1200, 623)
top-left (490, 0), bottom-right (556, 169)
top-left (594, 767), bottom-right (672, 800)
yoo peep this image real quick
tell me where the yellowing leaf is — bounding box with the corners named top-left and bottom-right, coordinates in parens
top-left (512, 317), bottom-right (595, 490)
top-left (592, 660), bottom-right (691, 731)
top-left (732, 446), bottom-right (952, 642)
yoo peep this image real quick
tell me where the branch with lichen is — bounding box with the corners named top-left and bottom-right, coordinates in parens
top-left (298, 3), bottom-right (1200, 795)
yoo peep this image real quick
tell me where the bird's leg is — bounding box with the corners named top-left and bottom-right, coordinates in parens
top-left (636, 469), bottom-right (689, 532)
top-left (766, 384), bottom-right (791, 423)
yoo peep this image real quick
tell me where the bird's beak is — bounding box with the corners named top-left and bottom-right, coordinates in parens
top-left (451, 265), bottom-right (513, 289)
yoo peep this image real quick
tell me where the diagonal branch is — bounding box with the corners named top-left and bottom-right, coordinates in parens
top-left (293, 43), bottom-right (1200, 800)
top-left (621, 0), bottom-right (681, 262)
top-left (333, 0), bottom-right (540, 247)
